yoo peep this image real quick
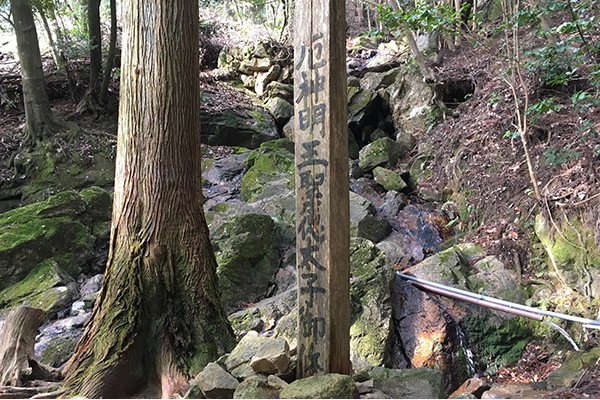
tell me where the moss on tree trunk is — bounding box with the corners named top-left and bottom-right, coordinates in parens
top-left (61, 0), bottom-right (236, 397)
top-left (10, 0), bottom-right (77, 146)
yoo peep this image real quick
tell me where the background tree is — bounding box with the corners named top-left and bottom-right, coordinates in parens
top-left (9, 0), bottom-right (77, 146)
top-left (61, 0), bottom-right (237, 397)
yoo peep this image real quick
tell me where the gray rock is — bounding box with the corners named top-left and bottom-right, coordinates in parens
top-left (250, 337), bottom-right (290, 374)
top-left (191, 363), bottom-right (239, 399)
top-left (229, 288), bottom-right (297, 336)
top-left (380, 190), bottom-right (408, 218)
top-left (350, 191), bottom-right (392, 243)
top-left (348, 75), bottom-right (361, 87)
top-left (387, 64), bottom-right (443, 135)
top-left (358, 137), bottom-right (402, 173)
top-left (203, 153), bottom-right (249, 186)
top-left (360, 68), bottom-right (400, 91)
top-left (395, 129), bottom-right (417, 152)
top-left (280, 373), bottom-right (356, 399)
top-left (80, 273), bottom-right (104, 297)
top-left (223, 331), bottom-right (272, 372)
top-left (376, 232), bottom-right (416, 268)
top-left (264, 82), bottom-right (293, 103)
top-left (266, 97), bottom-right (294, 126)
top-left (350, 160), bottom-right (365, 179)
top-left (200, 106), bottom-right (280, 149)
top-left (256, 64), bottom-right (281, 96)
top-left (418, 186), bottom-right (442, 202)
top-left (360, 366), bottom-right (445, 399)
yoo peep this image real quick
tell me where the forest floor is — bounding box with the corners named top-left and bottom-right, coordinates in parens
top-left (1, 17), bottom-right (600, 398)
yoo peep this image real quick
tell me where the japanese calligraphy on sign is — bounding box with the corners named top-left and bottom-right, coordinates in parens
top-left (294, 0), bottom-right (351, 378)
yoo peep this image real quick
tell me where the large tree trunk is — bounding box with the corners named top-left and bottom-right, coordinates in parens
top-left (10, 0), bottom-right (77, 146)
top-left (61, 0), bottom-right (237, 398)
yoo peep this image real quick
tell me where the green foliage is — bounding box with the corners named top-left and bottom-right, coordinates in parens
top-left (571, 90), bottom-right (600, 112)
top-left (543, 146), bottom-right (580, 166)
top-left (526, 98), bottom-right (564, 124)
top-left (377, 0), bottom-right (467, 37)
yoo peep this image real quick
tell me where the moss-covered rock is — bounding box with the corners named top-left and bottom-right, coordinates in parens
top-left (280, 374), bottom-right (356, 399)
top-left (212, 213), bottom-right (280, 313)
top-left (373, 166), bottom-right (407, 191)
top-left (39, 336), bottom-right (78, 368)
top-left (349, 238), bottom-right (396, 371)
top-left (199, 101), bottom-right (280, 149)
top-left (240, 140), bottom-right (295, 202)
top-left (386, 63), bottom-right (443, 135)
top-left (8, 137), bottom-right (116, 205)
top-left (348, 87), bottom-right (380, 133)
top-left (358, 366), bottom-right (445, 399)
top-left (0, 259), bottom-right (77, 318)
top-left (358, 137), bottom-right (402, 173)
top-left (546, 346), bottom-right (600, 389)
top-left (410, 154), bottom-right (436, 185)
top-left (0, 189), bottom-right (110, 288)
top-left (534, 213), bottom-right (600, 300)
top-left (462, 316), bottom-right (532, 368)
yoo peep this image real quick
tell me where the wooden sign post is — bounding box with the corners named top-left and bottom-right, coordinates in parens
top-left (294, 0), bottom-right (351, 377)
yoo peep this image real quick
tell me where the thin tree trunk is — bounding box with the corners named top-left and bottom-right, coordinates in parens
top-left (87, 0), bottom-right (101, 92)
top-left (10, 0), bottom-right (78, 146)
top-left (62, 0), bottom-right (237, 398)
top-left (98, 0), bottom-right (116, 104)
top-left (38, 6), bottom-right (77, 101)
top-left (388, 0), bottom-right (435, 81)
top-left (36, 8), bottom-right (58, 66)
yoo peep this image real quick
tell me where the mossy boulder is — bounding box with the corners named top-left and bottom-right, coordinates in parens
top-left (462, 316), bottom-right (532, 369)
top-left (7, 137), bottom-right (116, 205)
top-left (349, 237), bottom-right (396, 371)
top-left (358, 137), bottom-right (402, 173)
top-left (410, 154), bottom-right (436, 185)
top-left (347, 87), bottom-right (380, 132)
top-left (360, 68), bottom-right (400, 91)
top-left (357, 366), bottom-right (445, 399)
top-left (240, 139), bottom-right (295, 203)
top-left (39, 336), bottom-right (78, 368)
top-left (199, 100), bottom-right (280, 149)
top-left (372, 166), bottom-right (407, 191)
top-left (0, 189), bottom-right (111, 287)
top-left (212, 213), bottom-right (280, 313)
top-left (546, 346), bottom-right (600, 389)
top-left (0, 259), bottom-right (77, 318)
top-left (280, 374), bottom-right (356, 399)
top-left (386, 63), bottom-right (443, 135)
top-left (233, 375), bottom-right (283, 399)
top-left (534, 213), bottom-right (600, 299)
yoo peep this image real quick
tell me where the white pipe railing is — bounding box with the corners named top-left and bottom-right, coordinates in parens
top-left (397, 272), bottom-right (600, 328)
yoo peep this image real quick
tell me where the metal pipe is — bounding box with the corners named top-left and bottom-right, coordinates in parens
top-left (397, 272), bottom-right (600, 327)
top-left (408, 279), bottom-right (544, 321)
